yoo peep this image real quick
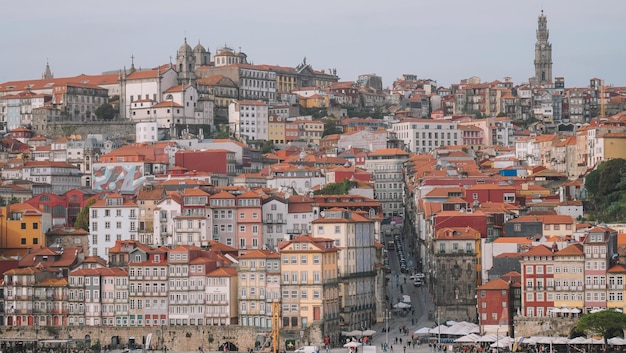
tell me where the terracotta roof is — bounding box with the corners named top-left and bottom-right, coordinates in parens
top-left (477, 278), bottom-right (510, 290)
top-left (522, 244), bottom-right (554, 257)
top-left (238, 249), bottom-right (280, 259)
top-left (554, 243), bottom-right (583, 256)
top-left (207, 267), bottom-right (238, 277)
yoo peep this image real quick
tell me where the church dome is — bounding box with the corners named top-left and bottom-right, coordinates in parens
top-left (194, 41), bottom-right (206, 53)
top-left (178, 38), bottom-right (193, 56)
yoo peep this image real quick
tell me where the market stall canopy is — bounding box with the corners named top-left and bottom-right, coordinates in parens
top-left (454, 334), bottom-right (482, 343)
top-left (414, 327), bottom-right (431, 336)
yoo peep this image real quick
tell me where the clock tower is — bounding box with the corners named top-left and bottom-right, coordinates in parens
top-left (534, 10), bottom-right (552, 84)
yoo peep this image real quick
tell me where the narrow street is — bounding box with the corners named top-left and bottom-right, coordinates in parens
top-left (331, 230), bottom-right (436, 353)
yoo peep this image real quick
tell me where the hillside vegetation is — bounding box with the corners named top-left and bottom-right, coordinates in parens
top-left (584, 158), bottom-right (626, 222)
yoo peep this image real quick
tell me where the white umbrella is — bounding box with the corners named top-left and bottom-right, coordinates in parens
top-left (477, 334), bottom-right (498, 343)
top-left (454, 334), bottom-right (482, 343)
top-left (553, 337), bottom-right (570, 344)
top-left (429, 325), bottom-right (450, 335)
top-left (490, 337), bottom-right (512, 348)
top-left (362, 330), bottom-right (376, 336)
top-left (344, 342), bottom-right (362, 348)
top-left (608, 337), bottom-right (626, 346)
top-left (567, 337), bottom-right (587, 344)
top-left (414, 327), bottom-right (431, 336)
top-left (584, 337), bottom-right (604, 344)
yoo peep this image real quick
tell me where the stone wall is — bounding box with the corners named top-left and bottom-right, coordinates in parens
top-left (513, 316), bottom-right (577, 337)
top-left (0, 325), bottom-right (262, 352)
top-left (43, 121), bottom-right (136, 141)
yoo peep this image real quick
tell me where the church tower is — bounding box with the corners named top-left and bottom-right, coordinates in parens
top-left (176, 38), bottom-right (196, 84)
top-left (534, 10), bottom-right (552, 84)
top-left (42, 61), bottom-right (53, 79)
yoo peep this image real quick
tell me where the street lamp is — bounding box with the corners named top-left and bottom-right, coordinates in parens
top-left (495, 327), bottom-right (499, 353)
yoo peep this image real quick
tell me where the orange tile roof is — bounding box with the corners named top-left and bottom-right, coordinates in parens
top-left (477, 278), bottom-right (510, 290)
top-left (522, 244), bottom-right (554, 257)
top-left (554, 243), bottom-right (583, 256)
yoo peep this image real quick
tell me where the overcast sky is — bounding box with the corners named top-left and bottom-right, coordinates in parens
top-left (1, 0), bottom-right (624, 88)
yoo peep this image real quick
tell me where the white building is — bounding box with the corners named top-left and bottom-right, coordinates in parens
top-left (364, 148), bottom-right (409, 218)
top-left (136, 121), bottom-right (159, 143)
top-left (286, 195), bottom-right (315, 238)
top-left (153, 194), bottom-right (182, 246)
top-left (228, 100), bottom-right (269, 141)
top-left (121, 66), bottom-right (178, 120)
top-left (337, 130), bottom-right (391, 152)
top-left (392, 118), bottom-right (461, 153)
top-left (21, 161), bottom-right (82, 194)
top-left (89, 193), bottom-right (138, 258)
top-left (261, 196), bottom-right (288, 248)
top-left (266, 164), bottom-right (325, 195)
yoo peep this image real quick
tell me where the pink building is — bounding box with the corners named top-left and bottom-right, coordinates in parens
top-left (236, 191), bottom-right (263, 254)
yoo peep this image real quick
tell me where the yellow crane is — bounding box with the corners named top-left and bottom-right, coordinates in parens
top-left (259, 302), bottom-right (281, 353)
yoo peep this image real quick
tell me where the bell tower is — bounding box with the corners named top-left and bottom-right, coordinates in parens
top-left (534, 10), bottom-right (552, 84)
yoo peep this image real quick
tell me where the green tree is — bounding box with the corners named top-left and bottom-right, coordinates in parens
top-left (598, 158), bottom-right (626, 196)
top-left (95, 103), bottom-right (116, 120)
top-left (315, 179), bottom-right (352, 195)
top-left (260, 140), bottom-right (274, 154)
top-left (575, 310), bottom-right (626, 347)
top-left (323, 119), bottom-right (340, 137)
top-left (585, 158), bottom-right (626, 222)
top-left (584, 167), bottom-right (600, 197)
top-left (74, 198), bottom-right (96, 231)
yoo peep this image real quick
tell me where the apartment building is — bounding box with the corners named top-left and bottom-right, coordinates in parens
top-left (364, 148), bottom-right (409, 218)
top-left (262, 196), bottom-right (288, 248)
top-left (311, 209), bottom-right (376, 330)
top-left (237, 249), bottom-right (281, 328)
top-left (228, 100), bottom-right (269, 141)
top-left (236, 191), bottom-right (263, 252)
top-left (90, 193), bottom-right (138, 258)
top-left (279, 235), bottom-right (340, 346)
top-left (392, 118), bottom-right (461, 153)
top-left (128, 247), bottom-right (169, 327)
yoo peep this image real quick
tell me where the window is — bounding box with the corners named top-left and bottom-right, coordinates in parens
top-left (514, 223), bottom-right (521, 232)
top-left (21, 223), bottom-right (26, 229)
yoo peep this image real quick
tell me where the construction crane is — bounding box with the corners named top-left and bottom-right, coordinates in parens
top-left (259, 302), bottom-right (281, 353)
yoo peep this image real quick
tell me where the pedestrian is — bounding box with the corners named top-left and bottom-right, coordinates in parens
top-left (403, 346), bottom-right (406, 353)
top-left (391, 345), bottom-right (394, 353)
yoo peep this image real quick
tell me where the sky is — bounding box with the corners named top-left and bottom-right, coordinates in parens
top-left (1, 0), bottom-right (625, 89)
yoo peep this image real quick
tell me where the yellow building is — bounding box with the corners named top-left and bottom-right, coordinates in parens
top-left (599, 132), bottom-right (626, 160)
top-left (294, 120), bottom-right (325, 145)
top-left (0, 203), bottom-right (50, 256)
top-left (298, 94), bottom-right (330, 108)
top-left (607, 263), bottom-right (626, 312)
top-left (237, 249), bottom-right (281, 329)
top-left (268, 115), bottom-right (286, 144)
top-left (279, 235), bottom-right (340, 346)
top-left (551, 243), bottom-right (584, 311)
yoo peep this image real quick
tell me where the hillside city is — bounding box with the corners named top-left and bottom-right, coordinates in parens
top-left (0, 9), bottom-right (625, 353)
